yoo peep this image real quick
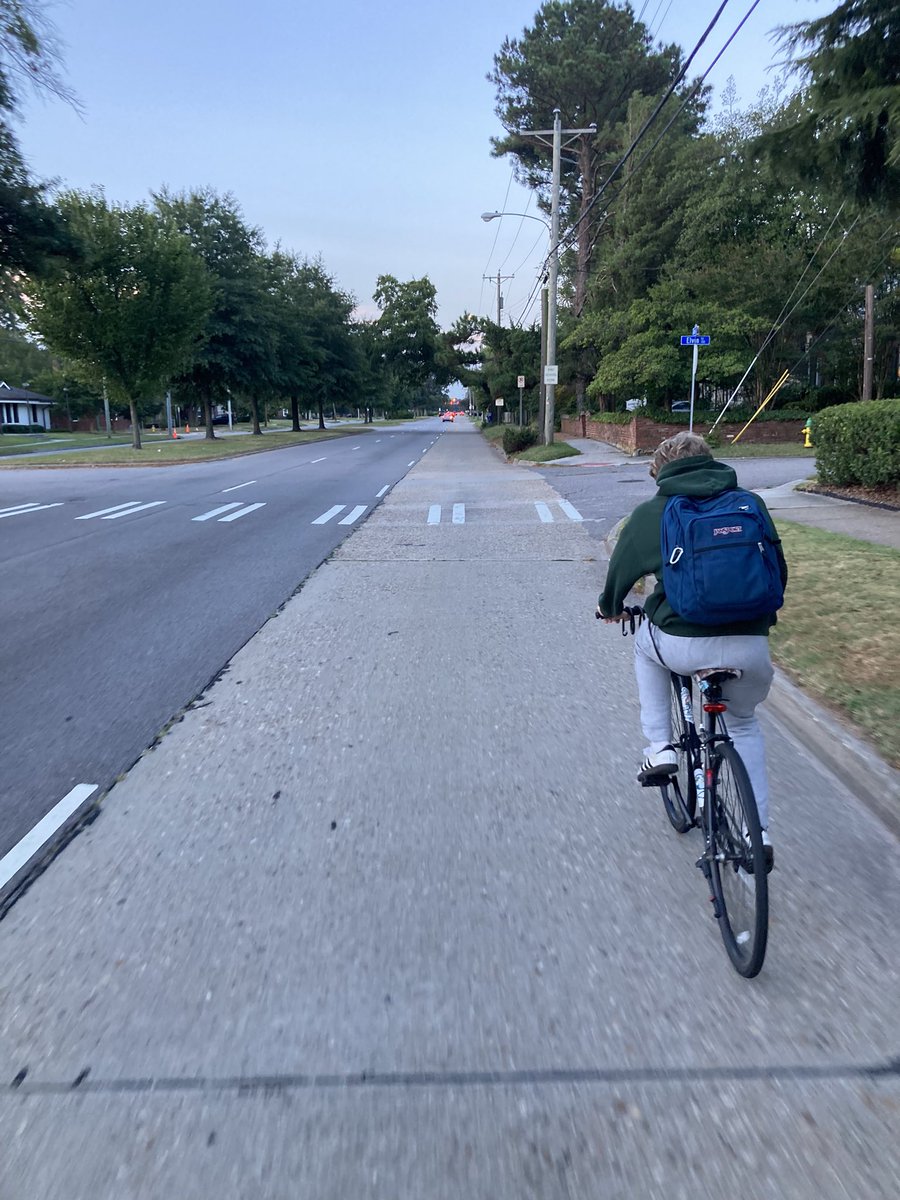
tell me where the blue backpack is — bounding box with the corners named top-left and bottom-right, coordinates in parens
top-left (660, 489), bottom-right (784, 625)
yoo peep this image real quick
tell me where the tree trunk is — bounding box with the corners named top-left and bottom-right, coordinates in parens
top-left (204, 393), bottom-right (216, 440)
top-left (290, 394), bottom-right (301, 431)
top-left (130, 400), bottom-right (142, 449)
top-left (250, 396), bottom-right (262, 435)
top-left (317, 398), bottom-right (326, 430)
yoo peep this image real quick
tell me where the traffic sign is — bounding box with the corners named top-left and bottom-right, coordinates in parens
top-left (681, 335), bottom-right (710, 346)
top-left (517, 375), bottom-right (525, 388)
top-left (544, 365), bottom-right (559, 385)
top-left (495, 397), bottom-right (505, 406)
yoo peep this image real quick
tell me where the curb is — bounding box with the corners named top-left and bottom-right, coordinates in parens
top-left (764, 669), bottom-right (900, 841)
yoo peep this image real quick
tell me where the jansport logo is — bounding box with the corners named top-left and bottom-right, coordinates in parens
top-left (713, 525), bottom-right (743, 536)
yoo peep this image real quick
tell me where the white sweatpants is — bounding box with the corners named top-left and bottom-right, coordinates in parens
top-left (633, 622), bottom-right (775, 829)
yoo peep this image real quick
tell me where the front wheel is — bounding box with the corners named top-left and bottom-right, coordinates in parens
top-left (661, 675), bottom-right (697, 834)
top-left (708, 741), bottom-right (768, 977)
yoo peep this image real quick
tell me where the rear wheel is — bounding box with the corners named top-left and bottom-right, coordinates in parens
top-left (661, 675), bottom-right (697, 834)
top-left (708, 741), bottom-right (768, 977)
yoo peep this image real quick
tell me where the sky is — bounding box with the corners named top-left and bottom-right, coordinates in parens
top-left (19, 0), bottom-right (826, 330)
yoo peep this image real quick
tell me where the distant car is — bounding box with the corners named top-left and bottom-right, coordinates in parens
top-left (671, 401), bottom-right (691, 412)
top-left (441, 412), bottom-right (454, 422)
top-left (211, 413), bottom-right (230, 425)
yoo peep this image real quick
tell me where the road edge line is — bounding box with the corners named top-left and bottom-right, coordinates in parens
top-left (0, 783), bottom-right (99, 918)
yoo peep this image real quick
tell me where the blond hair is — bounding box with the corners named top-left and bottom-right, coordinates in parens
top-left (649, 431), bottom-right (712, 479)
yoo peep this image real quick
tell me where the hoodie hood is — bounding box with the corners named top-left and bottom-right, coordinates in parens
top-left (655, 455), bottom-right (738, 498)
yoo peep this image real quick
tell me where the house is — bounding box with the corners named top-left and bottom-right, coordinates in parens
top-left (0, 381), bottom-right (53, 430)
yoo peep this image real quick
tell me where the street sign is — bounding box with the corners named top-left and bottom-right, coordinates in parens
top-left (544, 365), bottom-right (559, 384)
top-left (495, 398), bottom-right (505, 406)
top-left (681, 335), bottom-right (711, 346)
top-left (517, 375), bottom-right (525, 388)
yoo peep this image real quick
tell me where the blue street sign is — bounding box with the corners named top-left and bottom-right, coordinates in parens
top-left (681, 335), bottom-right (711, 346)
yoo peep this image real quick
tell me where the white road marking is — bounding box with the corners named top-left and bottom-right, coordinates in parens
top-left (0, 502), bottom-right (40, 515)
top-left (375, 439), bottom-right (382, 443)
top-left (221, 480), bottom-right (256, 493)
top-left (427, 505), bottom-right (441, 525)
top-left (102, 501), bottom-right (166, 520)
top-left (219, 502), bottom-right (266, 522)
top-left (75, 501), bottom-right (147, 520)
top-left (0, 502), bottom-right (63, 519)
top-left (535, 501), bottom-right (554, 523)
top-left (193, 503), bottom-right (243, 521)
top-left (351, 445), bottom-right (361, 450)
top-left (339, 504), bottom-right (367, 525)
top-left (452, 503), bottom-right (465, 524)
top-left (376, 485), bottom-right (390, 498)
top-left (559, 500), bottom-right (584, 522)
top-left (312, 505), bottom-right (345, 524)
top-left (0, 784), bottom-right (98, 897)
top-left (407, 461), bottom-right (415, 467)
top-left (310, 457), bottom-right (326, 464)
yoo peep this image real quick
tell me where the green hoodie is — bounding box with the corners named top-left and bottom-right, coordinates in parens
top-left (598, 455), bottom-right (788, 637)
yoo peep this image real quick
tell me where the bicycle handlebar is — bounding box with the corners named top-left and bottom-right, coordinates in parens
top-left (595, 603), bottom-right (645, 636)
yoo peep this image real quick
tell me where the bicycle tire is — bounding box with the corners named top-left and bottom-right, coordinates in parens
top-left (708, 741), bottom-right (768, 977)
top-left (660, 675), bottom-right (697, 834)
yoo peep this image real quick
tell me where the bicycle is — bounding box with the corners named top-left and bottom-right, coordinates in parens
top-left (613, 605), bottom-right (769, 977)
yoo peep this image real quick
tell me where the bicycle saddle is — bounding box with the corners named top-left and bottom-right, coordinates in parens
top-left (695, 668), bottom-right (742, 684)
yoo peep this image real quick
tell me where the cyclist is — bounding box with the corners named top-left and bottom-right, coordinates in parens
top-left (596, 431), bottom-right (788, 867)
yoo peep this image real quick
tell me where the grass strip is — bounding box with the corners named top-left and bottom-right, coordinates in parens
top-left (717, 442), bottom-right (816, 458)
top-left (516, 442), bottom-right (580, 462)
top-left (0, 426), bottom-right (371, 467)
top-left (770, 521), bottom-right (900, 766)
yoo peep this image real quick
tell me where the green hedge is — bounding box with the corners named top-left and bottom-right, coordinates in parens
top-left (814, 398), bottom-right (900, 486)
top-left (502, 424), bottom-right (539, 454)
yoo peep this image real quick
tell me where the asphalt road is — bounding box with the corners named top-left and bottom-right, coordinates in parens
top-left (535, 455), bottom-right (817, 540)
top-left (0, 422), bottom-right (445, 857)
top-left (0, 426), bottom-right (895, 1198)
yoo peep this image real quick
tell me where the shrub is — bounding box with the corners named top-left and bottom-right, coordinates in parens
top-left (814, 398), bottom-right (900, 486)
top-left (502, 424), bottom-right (538, 454)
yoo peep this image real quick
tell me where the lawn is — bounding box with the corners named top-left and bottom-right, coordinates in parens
top-left (717, 441), bottom-right (816, 458)
top-left (0, 425), bottom-right (375, 467)
top-left (770, 521), bottom-right (900, 766)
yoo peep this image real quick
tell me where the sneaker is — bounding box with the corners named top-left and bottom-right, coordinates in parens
top-left (742, 827), bottom-right (775, 874)
top-left (761, 829), bottom-right (774, 873)
top-left (637, 745), bottom-right (678, 782)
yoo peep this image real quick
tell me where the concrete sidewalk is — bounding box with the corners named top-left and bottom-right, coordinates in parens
top-left (1, 429), bottom-right (897, 1199)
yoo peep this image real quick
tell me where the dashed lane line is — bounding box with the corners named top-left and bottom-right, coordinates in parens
top-left (338, 505), bottom-right (367, 525)
top-left (312, 505), bottom-right (346, 525)
top-left (193, 503), bottom-right (243, 521)
top-left (310, 457), bottom-right (327, 464)
top-left (219, 502), bottom-right (266, 523)
top-left (101, 501), bottom-right (166, 520)
top-left (221, 480), bottom-right (256, 493)
top-left (0, 502), bottom-right (64, 519)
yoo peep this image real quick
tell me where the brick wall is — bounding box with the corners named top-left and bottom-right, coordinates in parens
top-left (561, 415), bottom-right (806, 454)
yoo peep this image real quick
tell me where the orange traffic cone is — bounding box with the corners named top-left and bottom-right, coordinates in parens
top-left (186, 423), bottom-right (190, 433)
top-left (172, 428), bottom-right (178, 439)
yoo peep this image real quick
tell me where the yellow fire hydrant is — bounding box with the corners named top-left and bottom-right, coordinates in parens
top-left (802, 416), bottom-right (813, 448)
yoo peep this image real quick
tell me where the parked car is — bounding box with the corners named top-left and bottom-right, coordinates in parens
top-left (671, 401), bottom-right (691, 412)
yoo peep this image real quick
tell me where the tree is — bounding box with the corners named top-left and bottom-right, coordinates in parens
top-left (490, 0), bottom-right (688, 409)
top-left (760, 0), bottom-right (900, 208)
top-left (24, 191), bottom-right (212, 448)
top-left (372, 274), bottom-right (449, 409)
top-left (154, 188), bottom-right (274, 439)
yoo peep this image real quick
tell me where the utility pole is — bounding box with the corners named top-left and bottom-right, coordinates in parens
top-left (520, 110), bottom-right (596, 445)
top-left (538, 283), bottom-right (549, 437)
top-left (484, 272), bottom-right (514, 326)
top-left (862, 283), bottom-right (875, 401)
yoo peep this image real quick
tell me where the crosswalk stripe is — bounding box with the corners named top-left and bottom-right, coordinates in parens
top-left (535, 501), bottom-right (554, 523)
top-left (376, 484), bottom-right (390, 498)
top-left (221, 480), bottom-right (256, 493)
top-left (338, 505), bottom-right (367, 525)
top-left (427, 505), bottom-right (441, 525)
top-left (102, 501), bottom-right (166, 520)
top-left (219, 502), bottom-right (266, 522)
top-left (558, 500), bottom-right (583, 522)
top-left (193, 503), bottom-right (243, 521)
top-left (312, 505), bottom-right (345, 525)
top-left (452, 503), bottom-right (465, 524)
top-left (0, 502), bottom-right (63, 519)
top-left (75, 501), bottom-right (147, 520)
top-left (0, 502), bottom-right (40, 515)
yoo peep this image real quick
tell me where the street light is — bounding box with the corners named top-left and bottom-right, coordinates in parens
top-left (481, 210), bottom-right (552, 435)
